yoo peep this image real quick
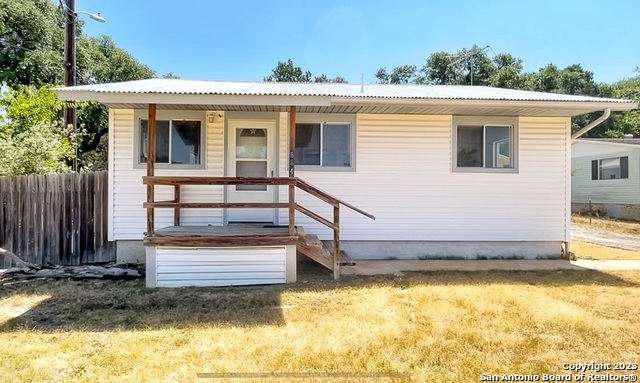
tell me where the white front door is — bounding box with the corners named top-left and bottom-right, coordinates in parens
top-left (226, 119), bottom-right (276, 223)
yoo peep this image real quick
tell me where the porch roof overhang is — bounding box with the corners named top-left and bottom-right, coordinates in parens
top-left (55, 79), bottom-right (638, 117)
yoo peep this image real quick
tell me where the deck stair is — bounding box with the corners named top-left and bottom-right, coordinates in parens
top-left (296, 227), bottom-right (356, 271)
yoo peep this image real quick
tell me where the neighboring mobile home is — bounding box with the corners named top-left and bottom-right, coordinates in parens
top-left (572, 138), bottom-right (640, 220)
top-left (56, 80), bottom-right (637, 287)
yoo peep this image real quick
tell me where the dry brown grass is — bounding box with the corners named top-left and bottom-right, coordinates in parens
top-left (572, 214), bottom-right (640, 236)
top-left (1, 262), bottom-right (639, 383)
top-left (572, 241), bottom-right (640, 260)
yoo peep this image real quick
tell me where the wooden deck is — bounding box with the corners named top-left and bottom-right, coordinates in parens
top-left (142, 176), bottom-right (374, 279)
top-left (144, 225), bottom-right (299, 247)
top-left (154, 225), bottom-right (294, 237)
top-left (143, 224), bottom-right (354, 273)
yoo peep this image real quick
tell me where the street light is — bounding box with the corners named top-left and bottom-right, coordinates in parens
top-left (76, 10), bottom-right (106, 23)
top-left (62, 0), bottom-right (105, 171)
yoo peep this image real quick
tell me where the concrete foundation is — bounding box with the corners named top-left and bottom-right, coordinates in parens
top-left (337, 241), bottom-right (563, 260)
top-left (116, 240), bottom-right (146, 264)
top-left (121, 239), bottom-right (564, 264)
top-left (572, 203), bottom-right (640, 221)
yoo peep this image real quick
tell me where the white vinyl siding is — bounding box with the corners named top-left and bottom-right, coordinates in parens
top-left (572, 143), bottom-right (640, 204)
top-left (280, 114), bottom-right (569, 242)
top-left (110, 109), bottom-right (224, 240)
top-left (112, 109), bottom-right (570, 243)
top-left (155, 247), bottom-right (286, 287)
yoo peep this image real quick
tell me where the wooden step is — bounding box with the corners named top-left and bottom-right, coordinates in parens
top-left (297, 234), bottom-right (333, 270)
top-left (323, 241), bottom-right (356, 266)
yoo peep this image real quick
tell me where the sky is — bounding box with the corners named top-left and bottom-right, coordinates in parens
top-left (80, 0), bottom-right (640, 84)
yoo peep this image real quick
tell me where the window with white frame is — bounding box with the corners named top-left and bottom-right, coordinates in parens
top-left (139, 119), bottom-right (202, 165)
top-left (592, 156), bottom-right (629, 180)
top-left (455, 124), bottom-right (515, 169)
top-left (295, 122), bottom-right (351, 168)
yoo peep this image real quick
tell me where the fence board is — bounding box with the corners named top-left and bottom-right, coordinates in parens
top-left (0, 171), bottom-right (113, 267)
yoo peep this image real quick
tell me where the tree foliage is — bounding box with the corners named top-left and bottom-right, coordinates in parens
top-left (0, 0), bottom-right (64, 87)
top-left (609, 71), bottom-right (640, 137)
top-left (0, 86), bottom-right (72, 175)
top-left (374, 45), bottom-right (638, 137)
top-left (0, 0), bottom-right (156, 173)
top-left (265, 59), bottom-right (347, 83)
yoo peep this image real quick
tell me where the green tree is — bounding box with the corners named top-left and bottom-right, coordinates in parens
top-left (0, 0), bottom-right (64, 87)
top-left (265, 59), bottom-right (347, 83)
top-left (523, 63), bottom-right (601, 96)
top-left (421, 52), bottom-right (462, 85)
top-left (610, 72), bottom-right (640, 137)
top-left (375, 65), bottom-right (422, 84)
top-left (264, 59), bottom-right (312, 82)
top-left (74, 35), bottom-right (155, 169)
top-left (313, 74), bottom-right (347, 83)
top-left (0, 86), bottom-right (72, 175)
top-left (0, 0), bottom-right (157, 171)
top-left (420, 46), bottom-right (497, 85)
top-left (522, 63), bottom-right (614, 136)
top-left (490, 54), bottom-right (524, 89)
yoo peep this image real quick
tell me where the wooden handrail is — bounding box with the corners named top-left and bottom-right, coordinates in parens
top-left (142, 175), bottom-right (375, 221)
top-left (145, 202), bottom-right (291, 209)
top-left (143, 176), bottom-right (296, 186)
top-left (296, 178), bottom-right (376, 220)
top-left (295, 204), bottom-right (339, 231)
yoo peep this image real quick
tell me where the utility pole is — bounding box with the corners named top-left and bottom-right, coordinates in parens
top-left (64, 0), bottom-right (77, 171)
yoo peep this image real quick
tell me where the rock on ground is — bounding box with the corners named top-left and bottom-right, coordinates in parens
top-left (1, 264), bottom-right (142, 282)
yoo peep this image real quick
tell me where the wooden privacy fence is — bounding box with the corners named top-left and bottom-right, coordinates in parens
top-left (0, 171), bottom-right (113, 268)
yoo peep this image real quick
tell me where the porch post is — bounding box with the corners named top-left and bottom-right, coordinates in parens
top-left (288, 106), bottom-right (296, 177)
top-left (288, 106), bottom-right (296, 235)
top-left (146, 103), bottom-right (156, 236)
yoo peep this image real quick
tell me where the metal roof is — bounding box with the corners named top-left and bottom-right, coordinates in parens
top-left (56, 78), bottom-right (634, 104)
top-left (577, 138), bottom-right (640, 146)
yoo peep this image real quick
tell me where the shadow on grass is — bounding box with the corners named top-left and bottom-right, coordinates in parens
top-left (0, 257), bottom-right (637, 332)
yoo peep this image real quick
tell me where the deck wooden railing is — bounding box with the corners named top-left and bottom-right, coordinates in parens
top-left (142, 176), bottom-right (375, 279)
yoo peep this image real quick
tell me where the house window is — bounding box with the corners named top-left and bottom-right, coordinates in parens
top-left (295, 122), bottom-right (351, 167)
top-left (456, 125), bottom-right (514, 169)
top-left (139, 119), bottom-right (202, 165)
top-left (592, 157), bottom-right (629, 180)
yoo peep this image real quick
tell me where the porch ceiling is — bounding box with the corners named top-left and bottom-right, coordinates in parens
top-left (103, 103), bottom-right (608, 117)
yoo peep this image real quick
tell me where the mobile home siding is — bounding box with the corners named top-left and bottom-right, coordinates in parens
top-left (280, 114), bottom-right (570, 242)
top-left (572, 143), bottom-right (640, 204)
top-left (110, 109), bottom-right (225, 240)
top-left (154, 247), bottom-right (287, 287)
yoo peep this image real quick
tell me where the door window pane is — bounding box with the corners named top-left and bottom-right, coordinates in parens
top-left (171, 121), bottom-right (201, 164)
top-left (484, 126), bottom-right (511, 168)
top-left (236, 161), bottom-right (268, 191)
top-left (322, 124), bottom-right (350, 167)
top-left (457, 126), bottom-right (483, 167)
top-left (295, 123), bottom-right (321, 165)
top-left (236, 128), bottom-right (267, 159)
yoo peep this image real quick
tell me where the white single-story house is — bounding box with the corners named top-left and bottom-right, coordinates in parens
top-left (572, 138), bottom-right (640, 220)
top-left (55, 79), bottom-right (637, 287)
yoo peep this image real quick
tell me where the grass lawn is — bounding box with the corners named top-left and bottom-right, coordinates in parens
top-left (572, 241), bottom-right (640, 260)
top-left (572, 214), bottom-right (640, 236)
top-left (1, 261), bottom-right (639, 383)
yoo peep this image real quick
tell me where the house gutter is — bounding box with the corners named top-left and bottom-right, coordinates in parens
top-left (570, 108), bottom-right (611, 139)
